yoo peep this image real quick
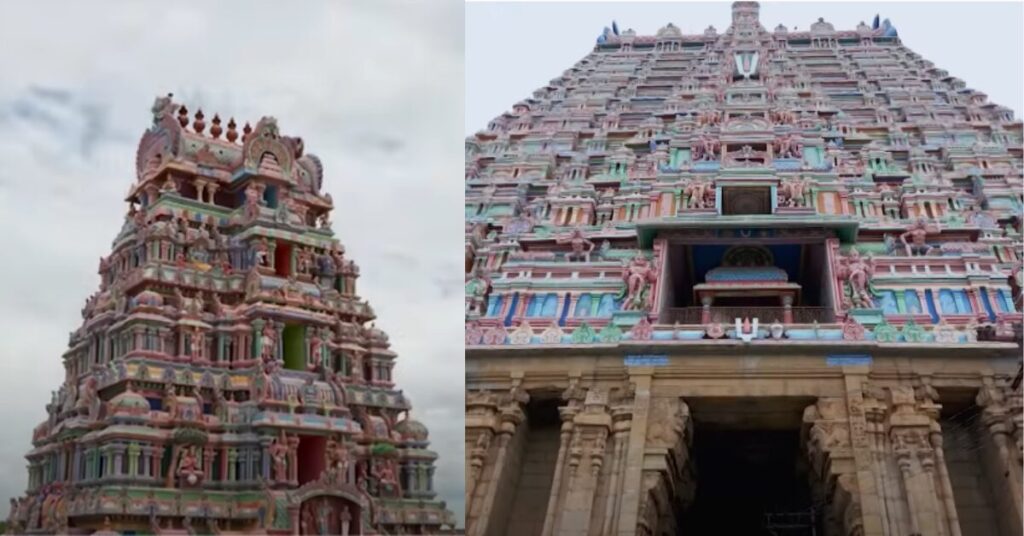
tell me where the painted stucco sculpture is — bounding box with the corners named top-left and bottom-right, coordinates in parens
top-left (8, 96), bottom-right (454, 535)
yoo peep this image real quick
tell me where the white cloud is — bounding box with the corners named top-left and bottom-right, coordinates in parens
top-left (0, 0), bottom-right (465, 524)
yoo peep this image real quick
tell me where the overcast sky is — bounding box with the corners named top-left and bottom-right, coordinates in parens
top-left (467, 1), bottom-right (1024, 134)
top-left (0, 0), bottom-right (465, 523)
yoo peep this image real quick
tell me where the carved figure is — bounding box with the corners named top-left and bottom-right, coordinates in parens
top-left (621, 252), bottom-right (658, 311)
top-left (176, 446), bottom-right (203, 486)
top-left (779, 176), bottom-right (811, 207)
top-left (837, 250), bottom-right (876, 309)
top-left (465, 267), bottom-right (492, 316)
top-left (557, 228), bottom-right (595, 262)
top-left (270, 434), bottom-right (289, 483)
top-left (683, 177), bottom-right (713, 209)
top-left (900, 218), bottom-right (936, 256)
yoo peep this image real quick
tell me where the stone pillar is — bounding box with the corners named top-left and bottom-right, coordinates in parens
top-left (555, 387), bottom-right (611, 536)
top-left (466, 380), bottom-right (529, 536)
top-left (465, 390), bottom-right (498, 510)
top-left (542, 377), bottom-right (584, 536)
top-left (976, 378), bottom-right (1024, 535)
top-left (615, 369), bottom-right (653, 536)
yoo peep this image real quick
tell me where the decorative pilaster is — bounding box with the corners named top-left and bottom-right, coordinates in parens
top-left (466, 379), bottom-right (529, 536)
top-left (976, 377), bottom-right (1024, 534)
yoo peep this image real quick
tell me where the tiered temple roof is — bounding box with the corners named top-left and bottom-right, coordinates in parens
top-left (465, 2), bottom-right (1023, 350)
top-left (8, 95), bottom-right (455, 534)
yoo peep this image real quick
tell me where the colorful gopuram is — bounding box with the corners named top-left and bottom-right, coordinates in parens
top-left (8, 95), bottom-right (455, 534)
top-left (465, 3), bottom-right (1023, 536)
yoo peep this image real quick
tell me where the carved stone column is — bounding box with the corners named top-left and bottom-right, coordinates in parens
top-left (555, 387), bottom-right (611, 536)
top-left (634, 396), bottom-right (693, 536)
top-left (466, 380), bottom-right (529, 536)
top-left (600, 385), bottom-right (634, 536)
top-left (541, 376), bottom-right (585, 536)
top-left (615, 369), bottom-right (654, 536)
top-left (465, 390), bottom-right (499, 513)
top-left (976, 377), bottom-right (1024, 535)
top-left (887, 385), bottom-right (949, 536)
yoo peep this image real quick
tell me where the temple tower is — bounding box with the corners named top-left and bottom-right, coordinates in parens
top-left (7, 96), bottom-right (455, 535)
top-left (465, 4), bottom-right (1023, 536)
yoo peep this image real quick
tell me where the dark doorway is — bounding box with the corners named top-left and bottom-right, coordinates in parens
top-left (297, 435), bottom-right (327, 485)
top-left (679, 427), bottom-right (818, 535)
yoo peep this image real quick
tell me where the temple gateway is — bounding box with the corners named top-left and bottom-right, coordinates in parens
top-left (465, 3), bottom-right (1023, 536)
top-left (8, 96), bottom-right (455, 534)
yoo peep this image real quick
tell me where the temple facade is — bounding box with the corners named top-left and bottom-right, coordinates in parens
top-left (8, 96), bottom-right (455, 534)
top-left (465, 3), bottom-right (1023, 536)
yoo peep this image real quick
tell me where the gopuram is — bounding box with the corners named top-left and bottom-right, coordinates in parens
top-left (7, 95), bottom-right (455, 535)
top-left (464, 3), bottom-right (1023, 536)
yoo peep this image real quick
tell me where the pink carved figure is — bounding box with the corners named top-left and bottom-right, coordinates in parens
top-left (253, 238), bottom-right (270, 267)
top-left (326, 437), bottom-right (350, 475)
top-left (558, 228), bottom-right (595, 262)
top-left (839, 250), bottom-right (876, 309)
top-left (622, 253), bottom-right (658, 311)
top-left (176, 446), bottom-right (203, 486)
top-left (683, 178), bottom-right (712, 209)
top-left (900, 219), bottom-right (936, 256)
top-left (260, 324), bottom-right (276, 362)
top-left (270, 434), bottom-right (289, 483)
top-left (307, 333), bottom-right (323, 372)
top-left (244, 183), bottom-right (261, 220)
top-left (779, 177), bottom-right (811, 207)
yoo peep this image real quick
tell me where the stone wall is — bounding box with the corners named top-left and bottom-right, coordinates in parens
top-left (942, 410), bottom-right (1002, 536)
top-left (503, 420), bottom-right (560, 536)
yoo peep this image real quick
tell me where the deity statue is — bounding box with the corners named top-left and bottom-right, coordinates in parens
top-left (465, 267), bottom-right (492, 316)
top-left (269, 433), bottom-right (289, 483)
top-left (779, 176), bottom-right (811, 207)
top-left (176, 446), bottom-right (203, 486)
top-left (75, 377), bottom-right (99, 420)
top-left (189, 327), bottom-right (204, 359)
top-left (307, 333), bottom-right (324, 372)
top-left (260, 324), bottom-right (277, 362)
top-left (296, 247), bottom-right (314, 276)
top-left (251, 238), bottom-right (270, 267)
top-left (557, 228), bottom-right (595, 262)
top-left (244, 182), bottom-right (262, 221)
top-left (683, 177), bottom-right (713, 209)
top-left (163, 382), bottom-right (178, 419)
top-left (900, 218), bottom-right (937, 256)
top-left (837, 250), bottom-right (877, 309)
top-left (621, 252), bottom-right (658, 311)
top-left (326, 437), bottom-right (350, 475)
top-left (774, 132), bottom-right (802, 159)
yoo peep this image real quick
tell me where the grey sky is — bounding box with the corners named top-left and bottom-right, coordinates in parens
top-left (466, 1), bottom-right (1024, 135)
top-left (0, 0), bottom-right (465, 523)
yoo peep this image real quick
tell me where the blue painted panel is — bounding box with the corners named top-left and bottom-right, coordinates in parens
top-left (598, 294), bottom-right (617, 316)
top-left (625, 355), bottom-right (668, 367)
top-left (1000, 289), bottom-right (1017, 313)
top-left (904, 290), bottom-right (922, 314)
top-left (574, 294), bottom-right (592, 317)
top-left (486, 295), bottom-right (504, 317)
top-left (979, 287), bottom-right (997, 322)
top-left (953, 291), bottom-right (972, 313)
top-left (541, 294), bottom-right (559, 317)
top-left (879, 291), bottom-right (898, 314)
top-left (504, 293), bottom-right (519, 327)
top-left (924, 289), bottom-right (940, 324)
top-left (938, 289), bottom-right (957, 314)
top-left (826, 354), bottom-right (873, 366)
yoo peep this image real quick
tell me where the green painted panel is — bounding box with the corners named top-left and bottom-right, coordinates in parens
top-left (283, 325), bottom-right (306, 371)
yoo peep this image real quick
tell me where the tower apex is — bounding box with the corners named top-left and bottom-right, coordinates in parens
top-left (732, 1), bottom-right (760, 24)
